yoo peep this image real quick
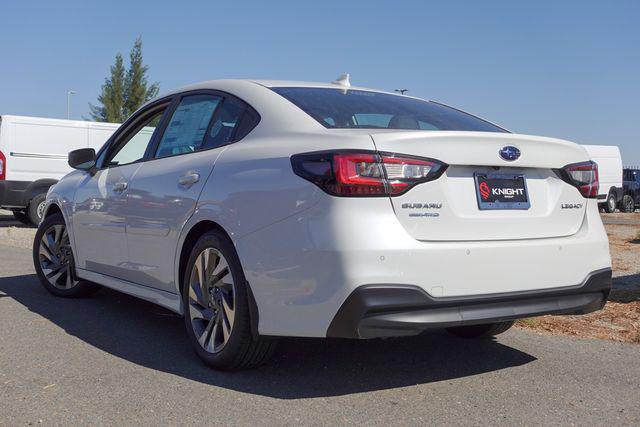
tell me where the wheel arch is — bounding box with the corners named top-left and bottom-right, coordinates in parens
top-left (42, 202), bottom-right (62, 219)
top-left (607, 186), bottom-right (622, 201)
top-left (176, 219), bottom-right (260, 338)
top-left (23, 179), bottom-right (58, 206)
top-left (178, 220), bottom-right (231, 291)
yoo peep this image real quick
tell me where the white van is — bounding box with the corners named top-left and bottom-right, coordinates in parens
top-left (582, 144), bottom-right (623, 212)
top-left (0, 115), bottom-right (120, 224)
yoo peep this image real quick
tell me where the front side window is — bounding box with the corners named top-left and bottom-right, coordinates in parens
top-left (155, 95), bottom-right (222, 158)
top-left (272, 87), bottom-right (507, 133)
top-left (107, 107), bottom-right (166, 167)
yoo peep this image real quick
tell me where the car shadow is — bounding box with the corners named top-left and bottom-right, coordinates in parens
top-left (610, 273), bottom-right (640, 303)
top-left (0, 273), bottom-right (536, 399)
top-left (0, 211), bottom-right (34, 228)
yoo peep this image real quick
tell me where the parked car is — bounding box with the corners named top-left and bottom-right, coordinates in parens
top-left (32, 78), bottom-right (612, 370)
top-left (582, 145), bottom-right (623, 212)
top-left (0, 115), bottom-right (119, 224)
top-left (622, 168), bottom-right (640, 212)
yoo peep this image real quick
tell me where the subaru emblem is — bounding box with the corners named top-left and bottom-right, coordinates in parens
top-left (499, 146), bottom-right (520, 161)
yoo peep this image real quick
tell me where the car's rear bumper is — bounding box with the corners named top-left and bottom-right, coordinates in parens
top-left (327, 268), bottom-right (611, 339)
top-left (237, 196), bottom-right (611, 337)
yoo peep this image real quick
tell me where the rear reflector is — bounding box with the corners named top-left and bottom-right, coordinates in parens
top-left (291, 150), bottom-right (447, 196)
top-left (556, 161), bottom-right (599, 198)
top-left (0, 150), bottom-right (5, 181)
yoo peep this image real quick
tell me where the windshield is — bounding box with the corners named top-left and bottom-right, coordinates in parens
top-left (272, 87), bottom-right (507, 132)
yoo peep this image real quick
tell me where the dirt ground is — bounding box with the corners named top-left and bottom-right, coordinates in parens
top-left (516, 213), bottom-right (640, 343)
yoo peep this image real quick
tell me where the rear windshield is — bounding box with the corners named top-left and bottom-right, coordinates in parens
top-left (272, 87), bottom-right (507, 132)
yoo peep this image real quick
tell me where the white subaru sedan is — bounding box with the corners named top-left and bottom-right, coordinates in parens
top-left (33, 78), bottom-right (612, 370)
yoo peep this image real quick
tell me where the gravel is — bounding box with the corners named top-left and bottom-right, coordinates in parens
top-left (0, 209), bottom-right (36, 250)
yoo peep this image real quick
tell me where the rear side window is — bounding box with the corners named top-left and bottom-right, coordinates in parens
top-left (155, 95), bottom-right (222, 158)
top-left (233, 108), bottom-right (260, 141)
top-left (272, 87), bottom-right (507, 133)
top-left (203, 97), bottom-right (259, 149)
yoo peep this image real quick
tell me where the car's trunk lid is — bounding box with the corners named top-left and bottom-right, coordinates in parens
top-left (370, 131), bottom-right (590, 241)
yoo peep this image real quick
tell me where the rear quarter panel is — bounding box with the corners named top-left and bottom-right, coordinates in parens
top-left (174, 131), bottom-right (376, 295)
top-left (186, 132), bottom-right (377, 239)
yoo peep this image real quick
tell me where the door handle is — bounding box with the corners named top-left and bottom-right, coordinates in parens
top-left (113, 181), bottom-right (128, 193)
top-left (178, 171), bottom-right (200, 187)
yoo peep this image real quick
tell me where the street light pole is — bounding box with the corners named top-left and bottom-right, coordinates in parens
top-left (66, 90), bottom-right (76, 119)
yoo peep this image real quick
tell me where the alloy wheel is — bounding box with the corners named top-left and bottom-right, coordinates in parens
top-left (36, 201), bottom-right (47, 222)
top-left (625, 197), bottom-right (635, 212)
top-left (188, 248), bottom-right (236, 353)
top-left (38, 224), bottom-right (79, 290)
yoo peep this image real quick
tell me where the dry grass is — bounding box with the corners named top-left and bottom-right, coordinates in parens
top-left (516, 218), bottom-right (640, 343)
top-left (516, 303), bottom-right (640, 344)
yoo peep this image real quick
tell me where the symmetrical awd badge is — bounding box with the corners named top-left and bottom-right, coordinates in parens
top-left (499, 146), bottom-right (521, 161)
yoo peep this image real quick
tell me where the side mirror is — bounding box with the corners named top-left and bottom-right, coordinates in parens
top-left (68, 148), bottom-right (96, 171)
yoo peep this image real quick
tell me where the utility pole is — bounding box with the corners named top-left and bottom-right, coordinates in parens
top-left (66, 90), bottom-right (76, 119)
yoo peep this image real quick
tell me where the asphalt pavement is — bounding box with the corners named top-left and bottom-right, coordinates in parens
top-left (1, 244), bottom-right (639, 425)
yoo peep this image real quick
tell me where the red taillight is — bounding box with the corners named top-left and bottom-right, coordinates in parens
top-left (291, 150), bottom-right (447, 197)
top-left (0, 150), bottom-right (5, 181)
top-left (557, 161), bottom-right (599, 198)
top-left (333, 152), bottom-right (386, 195)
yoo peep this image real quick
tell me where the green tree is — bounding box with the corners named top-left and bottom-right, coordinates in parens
top-left (123, 36), bottom-right (160, 118)
top-left (89, 37), bottom-right (159, 122)
top-left (88, 53), bottom-right (126, 123)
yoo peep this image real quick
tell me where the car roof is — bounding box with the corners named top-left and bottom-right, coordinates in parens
top-left (249, 79), bottom-right (405, 96)
top-left (140, 79), bottom-right (506, 134)
top-left (139, 79), bottom-right (427, 134)
top-left (158, 78), bottom-right (410, 99)
top-left (147, 79), bottom-right (332, 133)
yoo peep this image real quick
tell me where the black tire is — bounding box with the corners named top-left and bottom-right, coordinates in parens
top-left (32, 212), bottom-right (100, 297)
top-left (182, 230), bottom-right (276, 370)
top-left (11, 210), bottom-right (31, 225)
top-left (446, 321), bottom-right (515, 339)
top-left (621, 195), bottom-right (635, 213)
top-left (27, 193), bottom-right (47, 225)
top-left (604, 192), bottom-right (617, 213)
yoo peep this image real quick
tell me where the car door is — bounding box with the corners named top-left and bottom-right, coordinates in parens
top-left (72, 101), bottom-right (171, 278)
top-left (123, 92), bottom-right (253, 292)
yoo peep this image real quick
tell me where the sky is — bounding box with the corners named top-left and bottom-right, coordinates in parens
top-left (1, 0), bottom-right (639, 164)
